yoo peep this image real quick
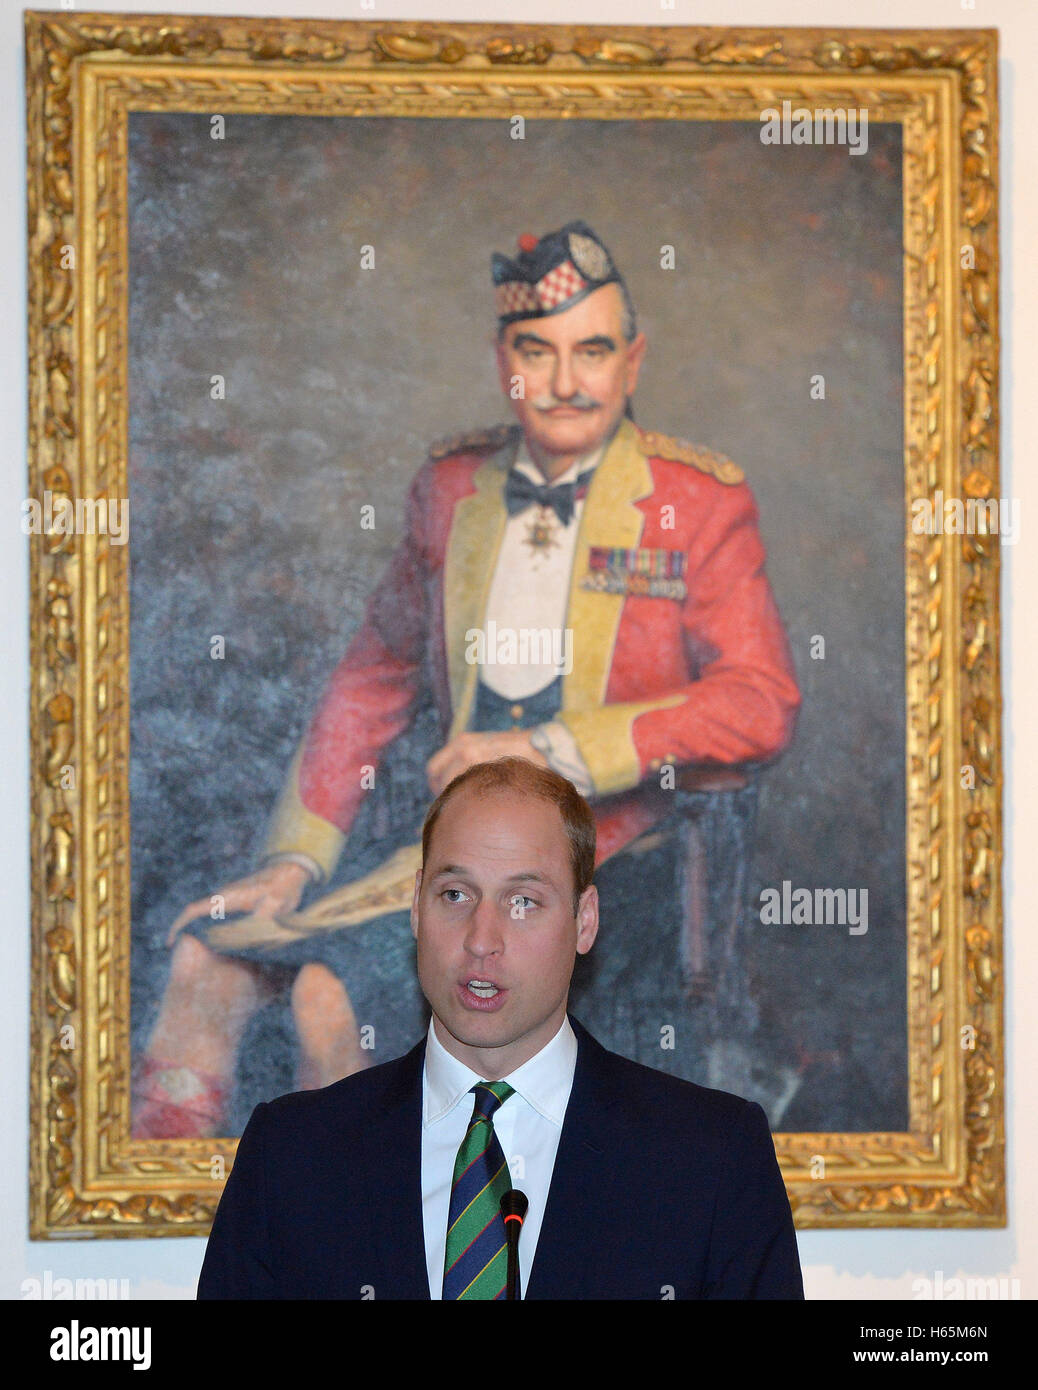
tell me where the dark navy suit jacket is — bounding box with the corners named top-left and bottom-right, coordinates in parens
top-left (197, 1015), bottom-right (804, 1300)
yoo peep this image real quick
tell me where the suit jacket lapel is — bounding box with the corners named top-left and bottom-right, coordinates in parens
top-left (360, 1038), bottom-right (431, 1300)
top-left (442, 431), bottom-right (519, 737)
top-left (523, 1015), bottom-right (623, 1301)
top-left (561, 417), bottom-right (653, 714)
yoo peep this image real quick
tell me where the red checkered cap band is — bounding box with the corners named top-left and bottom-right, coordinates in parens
top-left (495, 281), bottom-right (541, 318)
top-left (536, 260), bottom-right (588, 310)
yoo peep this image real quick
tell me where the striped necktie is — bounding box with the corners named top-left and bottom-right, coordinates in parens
top-left (442, 1081), bottom-right (516, 1300)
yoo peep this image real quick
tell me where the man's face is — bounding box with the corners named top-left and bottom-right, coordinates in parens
top-left (495, 282), bottom-right (647, 462)
top-left (411, 784), bottom-right (598, 1076)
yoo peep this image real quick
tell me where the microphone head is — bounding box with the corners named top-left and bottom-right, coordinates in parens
top-left (500, 1189), bottom-right (529, 1223)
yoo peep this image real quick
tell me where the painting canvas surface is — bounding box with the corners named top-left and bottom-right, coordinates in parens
top-left (127, 111), bottom-right (906, 1137)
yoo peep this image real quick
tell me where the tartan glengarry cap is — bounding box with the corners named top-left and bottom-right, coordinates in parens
top-left (492, 220), bottom-right (622, 326)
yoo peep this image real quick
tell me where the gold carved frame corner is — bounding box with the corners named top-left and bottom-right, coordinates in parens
top-left (26, 12), bottom-right (1002, 1235)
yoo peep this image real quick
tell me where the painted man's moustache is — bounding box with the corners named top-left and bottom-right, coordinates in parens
top-left (532, 396), bottom-right (599, 411)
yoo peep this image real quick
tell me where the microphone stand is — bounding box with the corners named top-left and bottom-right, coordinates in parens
top-left (500, 1190), bottom-right (529, 1301)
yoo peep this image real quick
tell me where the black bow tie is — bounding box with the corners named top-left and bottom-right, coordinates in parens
top-left (504, 467), bottom-right (596, 525)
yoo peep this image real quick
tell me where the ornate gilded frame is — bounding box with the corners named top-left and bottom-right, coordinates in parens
top-left (26, 12), bottom-right (1003, 1235)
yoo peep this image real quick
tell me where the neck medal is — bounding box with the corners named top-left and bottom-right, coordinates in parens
top-left (524, 505), bottom-right (561, 557)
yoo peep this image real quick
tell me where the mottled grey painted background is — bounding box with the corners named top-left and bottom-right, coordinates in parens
top-left (128, 112), bottom-right (905, 1134)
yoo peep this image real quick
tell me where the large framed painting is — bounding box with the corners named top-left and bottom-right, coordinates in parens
top-left (26, 13), bottom-right (1004, 1234)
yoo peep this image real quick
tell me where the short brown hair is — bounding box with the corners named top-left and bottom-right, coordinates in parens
top-left (420, 757), bottom-right (596, 914)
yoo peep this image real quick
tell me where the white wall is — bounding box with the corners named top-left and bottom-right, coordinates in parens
top-left (3, 0), bottom-right (1034, 1300)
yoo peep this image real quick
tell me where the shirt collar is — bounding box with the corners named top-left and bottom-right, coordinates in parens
top-left (423, 1015), bottom-right (577, 1129)
top-left (512, 437), bottom-right (606, 488)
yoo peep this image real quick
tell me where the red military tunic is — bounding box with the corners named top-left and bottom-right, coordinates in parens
top-left (266, 416), bottom-right (801, 873)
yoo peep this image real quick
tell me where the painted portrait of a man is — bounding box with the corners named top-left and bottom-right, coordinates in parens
top-left (125, 111), bottom-right (906, 1145)
top-left (132, 216), bottom-right (801, 1139)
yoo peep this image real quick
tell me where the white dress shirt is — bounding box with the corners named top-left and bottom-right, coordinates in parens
top-left (480, 436), bottom-right (602, 795)
top-left (421, 1014), bottom-right (578, 1299)
top-left (481, 438), bottom-right (604, 699)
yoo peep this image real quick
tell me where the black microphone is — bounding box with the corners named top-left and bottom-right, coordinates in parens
top-left (500, 1190), bottom-right (529, 1301)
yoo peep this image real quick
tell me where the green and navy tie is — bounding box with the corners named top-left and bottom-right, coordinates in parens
top-left (443, 1081), bottom-right (516, 1300)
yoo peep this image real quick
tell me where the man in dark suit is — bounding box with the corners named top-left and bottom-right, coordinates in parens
top-left (198, 756), bottom-right (803, 1300)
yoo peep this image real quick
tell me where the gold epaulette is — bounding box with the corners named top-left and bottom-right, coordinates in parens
top-left (637, 429), bottom-right (745, 484)
top-left (428, 423), bottom-right (517, 460)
